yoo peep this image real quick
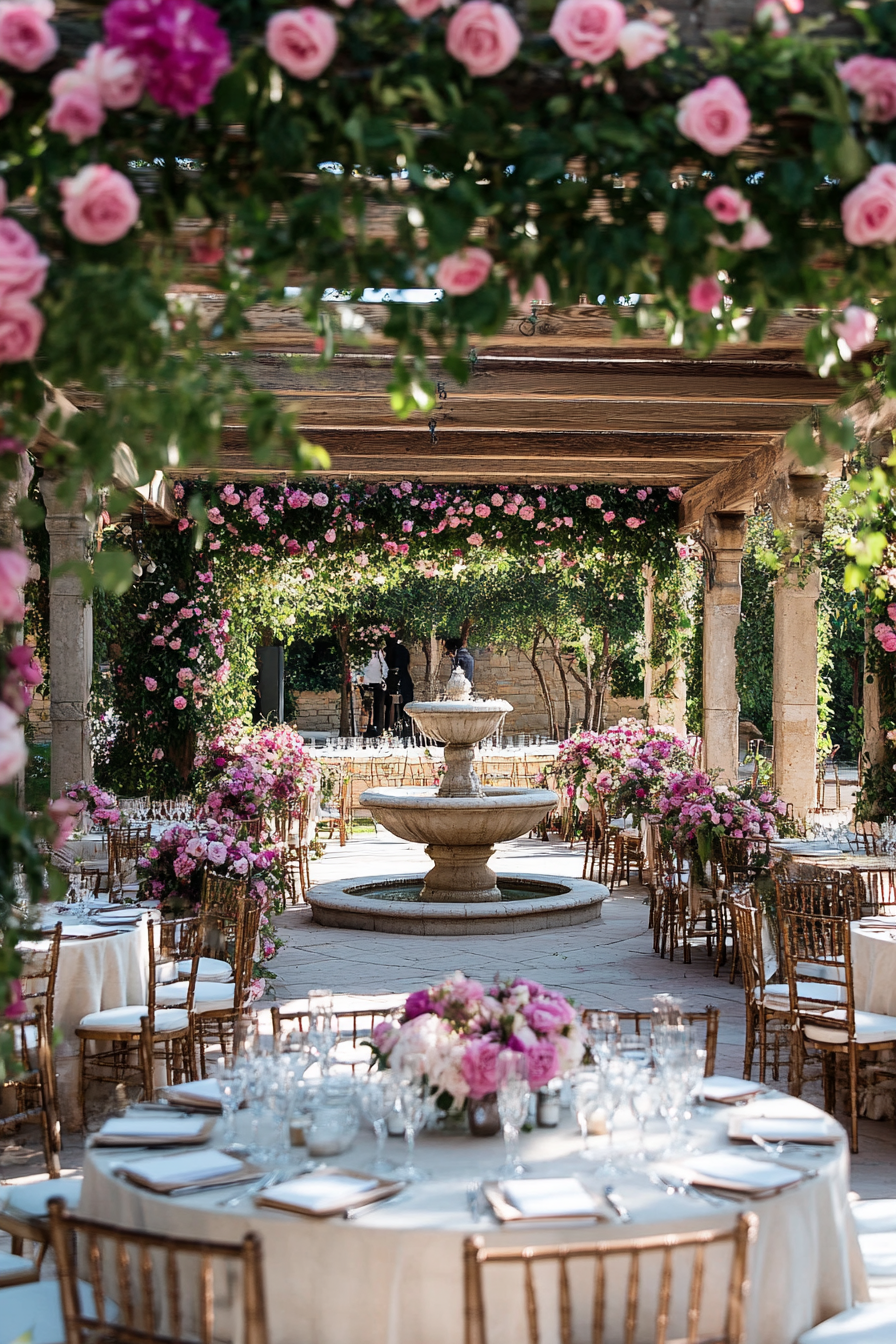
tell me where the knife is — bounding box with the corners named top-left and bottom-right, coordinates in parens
top-left (603, 1185), bottom-right (631, 1223)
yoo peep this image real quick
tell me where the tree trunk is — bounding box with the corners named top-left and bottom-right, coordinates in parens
top-left (549, 637), bottom-right (573, 738)
top-left (333, 616), bottom-right (352, 737)
top-left (459, 616), bottom-right (474, 645)
top-left (423, 628), bottom-right (441, 698)
top-left (526, 630), bottom-right (556, 739)
top-left (593, 629), bottom-right (611, 735)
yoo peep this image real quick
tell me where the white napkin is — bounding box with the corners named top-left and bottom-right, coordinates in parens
top-left (117, 1149), bottom-right (242, 1188)
top-left (686, 1153), bottom-right (804, 1193)
top-left (58, 924), bottom-right (119, 939)
top-left (99, 1117), bottom-right (207, 1141)
top-left (728, 1116), bottom-right (839, 1145)
top-left (261, 1174), bottom-right (378, 1213)
top-left (94, 910), bottom-right (143, 925)
top-left (859, 916), bottom-right (896, 928)
top-left (163, 1078), bottom-right (222, 1109)
top-left (501, 1179), bottom-right (596, 1218)
top-left (700, 1076), bottom-right (763, 1104)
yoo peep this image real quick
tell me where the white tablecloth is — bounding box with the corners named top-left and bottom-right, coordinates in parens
top-left (19, 911), bottom-right (151, 1125)
top-left (79, 1093), bottom-right (863, 1344)
top-left (851, 923), bottom-right (896, 1016)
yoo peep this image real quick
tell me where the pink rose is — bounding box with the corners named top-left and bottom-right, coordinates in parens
top-left (668, 486), bottom-right (683, 500)
top-left (173, 695), bottom-right (187, 709)
top-left (626, 516), bottom-right (644, 528)
top-left (162, 591), bottom-right (178, 603)
top-left (446, 1), bottom-right (521, 77)
top-left (0, 218), bottom-right (49, 301)
top-left (704, 185), bottom-right (750, 224)
top-left (602, 510), bottom-right (615, 522)
top-left (839, 55), bottom-right (896, 123)
top-left (151, 747), bottom-right (164, 760)
top-left (0, 702), bottom-right (26, 783)
top-left (739, 217), bottom-right (771, 249)
top-left (519, 505), bottom-right (535, 520)
top-left (266, 7), bottom-right (337, 80)
top-left (144, 676), bottom-right (157, 691)
top-left (833, 304), bottom-right (878, 355)
top-left (0, 1), bottom-right (58, 71)
top-left (169, 637), bottom-right (181, 650)
top-left (0, 77), bottom-right (13, 117)
top-left (617, 19), bottom-right (666, 68)
top-left (80, 42), bottom-right (144, 108)
top-left (876, 623), bottom-right (896, 654)
top-left (0, 300), bottom-right (42, 364)
top-left (474, 503), bottom-right (490, 517)
top-left (585, 494), bottom-right (602, 508)
top-left (676, 76), bottom-right (751, 156)
top-left (549, 0), bottom-right (624, 64)
top-left (688, 275), bottom-right (723, 312)
top-left (396, 0), bottom-right (441, 16)
top-left (467, 532), bottom-right (483, 546)
top-left (103, 0), bottom-right (231, 116)
top-left (524, 1039), bottom-right (560, 1089)
top-left (523, 996), bottom-right (575, 1031)
top-left (461, 1037), bottom-right (502, 1098)
top-left (48, 70), bottom-right (106, 144)
top-left (841, 163), bottom-right (896, 247)
top-left (312, 491), bottom-right (329, 506)
top-left (60, 163), bottom-right (140, 245)
top-left (435, 246), bottom-right (493, 295)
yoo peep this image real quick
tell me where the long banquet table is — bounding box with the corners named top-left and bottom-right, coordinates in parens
top-left (79, 1092), bottom-right (864, 1344)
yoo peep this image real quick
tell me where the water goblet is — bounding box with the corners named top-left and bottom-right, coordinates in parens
top-left (359, 1071), bottom-right (398, 1175)
top-left (593, 1057), bottom-right (629, 1172)
top-left (570, 1068), bottom-right (602, 1161)
top-left (216, 1057), bottom-right (248, 1154)
top-left (395, 1054), bottom-right (431, 1182)
top-left (583, 1010), bottom-right (619, 1065)
top-left (656, 1067), bottom-right (692, 1155)
top-left (308, 988), bottom-right (336, 1075)
top-left (496, 1050), bottom-right (530, 1177)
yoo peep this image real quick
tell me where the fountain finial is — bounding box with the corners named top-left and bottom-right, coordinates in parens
top-left (445, 666), bottom-right (472, 701)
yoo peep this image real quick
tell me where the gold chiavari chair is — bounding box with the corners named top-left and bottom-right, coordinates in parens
top-left (107, 822), bottom-right (152, 901)
top-left (587, 1006), bottom-right (719, 1075)
top-left (714, 837), bottom-right (772, 981)
top-left (190, 898), bottom-right (262, 1077)
top-left (583, 794), bottom-right (612, 884)
top-left (47, 1198), bottom-right (269, 1344)
top-left (16, 921), bottom-right (63, 1149)
top-left (853, 820), bottom-right (881, 856)
top-left (271, 1000), bottom-right (399, 1072)
top-left (1, 1001), bottom-right (60, 1178)
top-left (730, 894), bottom-right (793, 1084)
top-left (463, 1214), bottom-right (758, 1344)
top-left (654, 842), bottom-right (692, 962)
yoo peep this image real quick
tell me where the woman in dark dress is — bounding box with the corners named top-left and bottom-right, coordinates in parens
top-left (384, 637), bottom-right (414, 734)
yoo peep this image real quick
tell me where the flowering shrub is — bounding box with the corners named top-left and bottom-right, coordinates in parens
top-left (371, 971), bottom-right (585, 1107)
top-left (655, 771), bottom-right (784, 866)
top-left (60, 781), bottom-right (121, 828)
top-left (199, 723), bottom-right (320, 827)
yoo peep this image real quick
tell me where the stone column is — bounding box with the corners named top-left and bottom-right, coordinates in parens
top-left (701, 512), bottom-right (746, 781)
top-left (769, 474), bottom-right (828, 819)
top-left (643, 567), bottom-right (687, 736)
top-left (39, 475), bottom-right (94, 796)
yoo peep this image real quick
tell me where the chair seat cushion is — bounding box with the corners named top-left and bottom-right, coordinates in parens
top-left (860, 1232), bottom-right (896, 1279)
top-left (852, 1200), bottom-right (896, 1236)
top-left (176, 957), bottom-right (233, 982)
top-left (797, 1303), bottom-right (896, 1342)
top-left (796, 958), bottom-right (846, 984)
top-left (157, 982), bottom-right (235, 1013)
top-left (804, 1010), bottom-right (896, 1046)
top-left (0, 1279), bottom-right (115, 1344)
top-left (758, 983), bottom-right (846, 1007)
top-left (0, 1177), bottom-right (82, 1221)
top-left (77, 1005), bottom-right (189, 1035)
top-left (0, 1251), bottom-right (38, 1286)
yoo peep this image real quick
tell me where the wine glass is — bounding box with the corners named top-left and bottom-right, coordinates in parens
top-left (583, 1010), bottom-right (619, 1065)
top-left (359, 1071), bottom-right (398, 1175)
top-left (592, 1056), bottom-right (629, 1172)
top-left (629, 1060), bottom-right (662, 1163)
top-left (308, 989), bottom-right (336, 1075)
top-left (496, 1050), bottom-right (530, 1177)
top-left (216, 1057), bottom-right (247, 1154)
top-left (570, 1068), bottom-right (602, 1160)
top-left (395, 1053), bottom-right (430, 1182)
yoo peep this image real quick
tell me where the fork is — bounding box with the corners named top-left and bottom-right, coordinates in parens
top-left (650, 1172), bottom-right (734, 1207)
top-left (217, 1170), bottom-right (283, 1207)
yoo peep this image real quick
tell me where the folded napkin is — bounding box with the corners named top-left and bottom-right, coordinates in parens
top-left (94, 1115), bottom-right (211, 1146)
top-left (501, 1179), bottom-right (597, 1219)
top-left (93, 910), bottom-right (143, 925)
top-left (115, 1149), bottom-right (247, 1195)
top-left (58, 924), bottom-right (122, 940)
top-left (256, 1172), bottom-right (382, 1216)
top-left (727, 1115), bottom-right (840, 1145)
top-left (162, 1078), bottom-right (224, 1112)
top-left (859, 917), bottom-right (896, 929)
top-left (684, 1152), bottom-right (804, 1195)
top-left (700, 1076), bottom-right (765, 1104)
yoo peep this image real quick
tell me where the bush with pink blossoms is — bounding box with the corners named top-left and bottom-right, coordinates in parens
top-left (654, 770), bottom-right (783, 867)
top-left (550, 719), bottom-right (695, 817)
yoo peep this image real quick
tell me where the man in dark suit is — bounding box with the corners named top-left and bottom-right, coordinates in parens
top-left (444, 637), bottom-right (474, 686)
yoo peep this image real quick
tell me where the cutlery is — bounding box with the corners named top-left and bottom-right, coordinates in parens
top-left (751, 1135), bottom-right (788, 1157)
top-left (217, 1171), bottom-right (283, 1207)
top-left (650, 1172), bottom-right (735, 1207)
top-left (603, 1185), bottom-right (631, 1224)
top-left (345, 1192), bottom-right (411, 1220)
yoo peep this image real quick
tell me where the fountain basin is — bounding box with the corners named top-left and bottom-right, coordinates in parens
top-left (405, 699), bottom-right (511, 745)
top-left (306, 872), bottom-right (607, 936)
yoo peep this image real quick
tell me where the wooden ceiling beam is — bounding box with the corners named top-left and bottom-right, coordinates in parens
top-left (676, 442), bottom-right (842, 532)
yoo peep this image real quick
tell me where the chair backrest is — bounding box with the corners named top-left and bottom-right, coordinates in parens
top-left (463, 1214), bottom-right (758, 1344)
top-left (270, 1001), bottom-right (397, 1071)
top-left (580, 1007), bottom-right (719, 1076)
top-left (718, 837), bottom-right (770, 890)
top-left (19, 920), bottom-right (62, 1032)
top-left (779, 905), bottom-right (853, 1027)
top-left (774, 873), bottom-right (862, 921)
top-left (48, 1198), bottom-right (268, 1344)
top-left (201, 868), bottom-right (250, 918)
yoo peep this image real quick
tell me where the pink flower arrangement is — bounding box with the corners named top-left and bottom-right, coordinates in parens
top-left (61, 780), bottom-right (121, 827)
top-left (104, 0), bottom-right (231, 115)
top-left (655, 770), bottom-right (782, 865)
top-left (373, 972), bottom-right (584, 1105)
top-left (552, 720), bottom-right (694, 816)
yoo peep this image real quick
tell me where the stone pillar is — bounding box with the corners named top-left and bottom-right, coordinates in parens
top-left (769, 474), bottom-right (828, 819)
top-left (39, 475), bottom-right (94, 796)
top-left (643, 567), bottom-right (687, 736)
top-left (701, 512), bottom-right (746, 781)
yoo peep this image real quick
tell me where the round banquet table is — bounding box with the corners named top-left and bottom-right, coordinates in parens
top-left (79, 1092), bottom-right (865, 1344)
top-left (18, 910), bottom-right (151, 1126)
top-left (851, 920), bottom-right (896, 1016)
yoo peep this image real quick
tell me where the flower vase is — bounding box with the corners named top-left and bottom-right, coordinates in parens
top-left (467, 1093), bottom-right (500, 1137)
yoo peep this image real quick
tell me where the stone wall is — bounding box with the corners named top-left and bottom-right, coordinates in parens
top-left (291, 644), bottom-right (642, 737)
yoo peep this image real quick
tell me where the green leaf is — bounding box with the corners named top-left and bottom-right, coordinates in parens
top-left (93, 549), bottom-right (136, 597)
top-left (16, 498), bottom-right (44, 529)
top-left (785, 418), bottom-right (823, 466)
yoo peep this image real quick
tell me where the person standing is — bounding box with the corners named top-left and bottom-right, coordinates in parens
top-left (443, 636), bottom-right (474, 687)
top-left (384, 637), bottom-right (414, 735)
top-left (360, 645), bottom-right (387, 737)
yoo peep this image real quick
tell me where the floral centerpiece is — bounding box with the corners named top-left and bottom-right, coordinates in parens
top-left (655, 770), bottom-right (784, 868)
top-left (371, 972), bottom-right (585, 1114)
top-left (199, 723), bottom-right (320, 828)
top-left (550, 719), bottom-right (693, 816)
top-left (59, 781), bottom-right (121, 829)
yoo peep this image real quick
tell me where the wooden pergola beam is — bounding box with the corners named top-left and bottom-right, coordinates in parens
top-left (676, 441), bottom-right (842, 532)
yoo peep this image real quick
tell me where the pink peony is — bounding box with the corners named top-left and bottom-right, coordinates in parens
top-left (396, 0), bottom-right (441, 16)
top-left (435, 247), bottom-right (493, 295)
top-left (0, 218), bottom-right (49, 302)
top-left (875, 623), bottom-right (896, 654)
top-left (689, 275), bottom-right (723, 312)
top-left (173, 695), bottom-right (187, 709)
top-left (0, 701), bottom-right (26, 783)
top-left (617, 19), bottom-right (666, 68)
top-left (524, 1039), bottom-right (560, 1089)
top-left (446, 1), bottom-right (521, 77)
top-left (519, 504), bottom-right (535, 520)
top-left (549, 0), bottom-right (624, 64)
top-left (312, 491), bottom-right (329, 506)
top-left (0, 77), bottom-right (13, 117)
top-left (461, 1037), bottom-right (502, 1098)
top-left (162, 590), bottom-right (179, 603)
top-left (676, 76), bottom-right (752, 156)
top-left (839, 55), bottom-right (896, 124)
top-left (48, 70), bottom-right (106, 144)
top-left (60, 164), bottom-right (140, 245)
top-left (739, 217), bottom-right (771, 249)
top-left (0, 300), bottom-right (42, 363)
top-left (0, 0), bottom-right (58, 71)
top-left (626, 516), bottom-right (644, 528)
top-left (704, 185), bottom-right (750, 224)
top-left (104, 0), bottom-right (231, 116)
top-left (265, 7), bottom-right (337, 81)
top-left (841, 163), bottom-right (896, 247)
top-left (833, 304), bottom-right (877, 355)
top-left (81, 42), bottom-right (144, 109)
top-left (404, 989), bottom-right (432, 1019)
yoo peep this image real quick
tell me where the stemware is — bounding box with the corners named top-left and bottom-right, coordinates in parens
top-left (592, 1057), bottom-right (630, 1172)
top-left (216, 1057), bottom-right (248, 1154)
top-left (628, 1060), bottom-right (663, 1163)
top-left (359, 1071), bottom-right (398, 1175)
top-left (583, 1010), bottom-right (619, 1065)
top-left (308, 988), bottom-right (336, 1075)
top-left (570, 1068), bottom-right (603, 1160)
top-left (395, 1053), bottom-right (431, 1183)
top-left (496, 1050), bottom-right (530, 1177)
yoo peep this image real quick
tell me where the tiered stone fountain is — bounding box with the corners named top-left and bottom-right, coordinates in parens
top-left (307, 671), bottom-right (608, 935)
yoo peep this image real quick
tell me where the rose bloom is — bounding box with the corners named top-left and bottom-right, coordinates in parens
top-left (173, 695), bottom-right (187, 709)
top-left (704, 185), bottom-right (750, 224)
top-left (0, 0), bottom-right (58, 72)
top-left (0, 300), bottom-right (43, 364)
top-left (739, 217), bottom-right (771, 249)
top-left (312, 491), bottom-right (329, 506)
top-left (144, 676), bottom-right (157, 691)
top-left (834, 305), bottom-right (878, 354)
top-left (48, 69), bottom-right (106, 143)
top-left (754, 0), bottom-right (789, 36)
top-left (0, 218), bottom-right (49, 302)
top-left (676, 76), bottom-right (751, 156)
top-left (435, 247), bottom-right (493, 295)
top-left (446, 1), bottom-right (521, 77)
top-left (80, 42), bottom-right (143, 108)
top-left (396, 0), bottom-right (442, 16)
top-left (0, 77), bottom-right (13, 117)
top-left (266, 7), bottom-right (337, 80)
top-left (617, 18), bottom-right (666, 69)
top-left (162, 591), bottom-right (179, 603)
top-left (841, 163), bottom-right (896, 247)
top-left (519, 504), bottom-right (535, 520)
top-left (60, 164), bottom-right (140, 245)
top-left (839, 55), bottom-right (896, 123)
top-left (104, 0), bottom-right (231, 115)
top-left (585, 494), bottom-right (602, 508)
top-left (689, 274), bottom-right (723, 312)
top-left (549, 0), bottom-right (624, 64)
top-left (461, 1037), bottom-right (502, 1098)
